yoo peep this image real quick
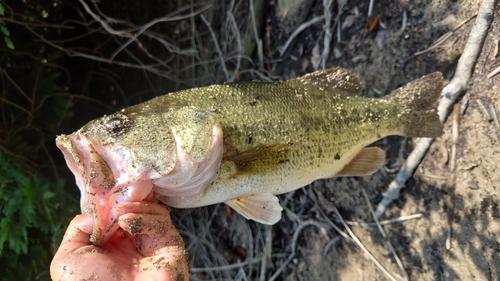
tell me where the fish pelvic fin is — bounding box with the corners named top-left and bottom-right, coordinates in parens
top-left (335, 147), bottom-right (386, 176)
top-left (387, 72), bottom-right (444, 138)
top-left (225, 193), bottom-right (283, 225)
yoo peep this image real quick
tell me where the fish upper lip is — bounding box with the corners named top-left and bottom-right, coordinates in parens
top-left (56, 134), bottom-right (88, 210)
top-left (56, 133), bottom-right (118, 245)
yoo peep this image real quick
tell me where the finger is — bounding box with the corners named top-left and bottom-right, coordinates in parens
top-left (112, 201), bottom-right (170, 218)
top-left (50, 214), bottom-right (94, 279)
top-left (117, 213), bottom-right (174, 241)
top-left (59, 214), bottom-right (94, 248)
top-left (121, 214), bottom-right (189, 281)
top-left (117, 212), bottom-right (184, 256)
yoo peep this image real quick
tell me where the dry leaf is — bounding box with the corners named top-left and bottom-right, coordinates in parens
top-left (462, 179), bottom-right (479, 190)
top-left (342, 15), bottom-right (357, 30)
top-left (368, 15), bottom-right (380, 33)
top-left (433, 14), bottom-right (456, 28)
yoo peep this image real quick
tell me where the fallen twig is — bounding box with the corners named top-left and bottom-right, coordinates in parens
top-left (491, 103), bottom-right (500, 128)
top-left (375, 0), bottom-right (496, 218)
top-left (413, 14), bottom-right (477, 56)
top-left (260, 225), bottom-right (272, 281)
top-left (476, 98), bottom-right (493, 120)
top-left (368, 0), bottom-right (375, 18)
top-left (487, 64), bottom-right (500, 78)
top-left (445, 103), bottom-right (460, 250)
top-left (344, 213), bottom-right (423, 227)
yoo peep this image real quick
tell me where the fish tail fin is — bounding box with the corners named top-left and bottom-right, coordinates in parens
top-left (386, 72), bottom-right (444, 138)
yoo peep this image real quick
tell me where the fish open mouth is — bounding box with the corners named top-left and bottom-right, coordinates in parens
top-left (56, 133), bottom-right (152, 246)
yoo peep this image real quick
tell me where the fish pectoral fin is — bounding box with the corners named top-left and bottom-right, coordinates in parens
top-left (335, 147), bottom-right (386, 176)
top-left (225, 193), bottom-right (283, 225)
top-left (225, 143), bottom-right (290, 175)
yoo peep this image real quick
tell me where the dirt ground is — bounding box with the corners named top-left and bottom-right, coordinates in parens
top-left (169, 0), bottom-right (500, 280)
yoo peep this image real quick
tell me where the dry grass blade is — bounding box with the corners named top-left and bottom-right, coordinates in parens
top-left (400, 10), bottom-right (408, 34)
top-left (249, 0), bottom-right (264, 67)
top-left (320, 0), bottom-right (334, 70)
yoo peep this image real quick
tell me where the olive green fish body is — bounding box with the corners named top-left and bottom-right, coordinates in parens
top-left (57, 68), bottom-right (443, 239)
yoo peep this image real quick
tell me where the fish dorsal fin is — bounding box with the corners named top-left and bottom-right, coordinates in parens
top-left (225, 193), bottom-right (283, 225)
top-left (224, 142), bottom-right (290, 175)
top-left (291, 67), bottom-right (364, 96)
top-left (335, 147), bottom-right (386, 176)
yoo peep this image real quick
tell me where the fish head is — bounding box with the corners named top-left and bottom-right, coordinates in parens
top-left (56, 100), bottom-right (223, 245)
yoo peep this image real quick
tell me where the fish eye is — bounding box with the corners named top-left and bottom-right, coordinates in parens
top-left (105, 115), bottom-right (131, 137)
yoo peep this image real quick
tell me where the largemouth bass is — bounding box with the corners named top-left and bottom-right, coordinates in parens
top-left (56, 68), bottom-right (443, 245)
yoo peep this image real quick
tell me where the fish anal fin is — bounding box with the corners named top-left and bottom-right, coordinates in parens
top-left (292, 67), bottom-right (364, 96)
top-left (225, 193), bottom-right (283, 225)
top-left (335, 147), bottom-right (386, 176)
top-left (224, 142), bottom-right (290, 175)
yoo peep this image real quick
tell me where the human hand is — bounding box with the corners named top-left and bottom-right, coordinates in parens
top-left (50, 201), bottom-right (188, 281)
